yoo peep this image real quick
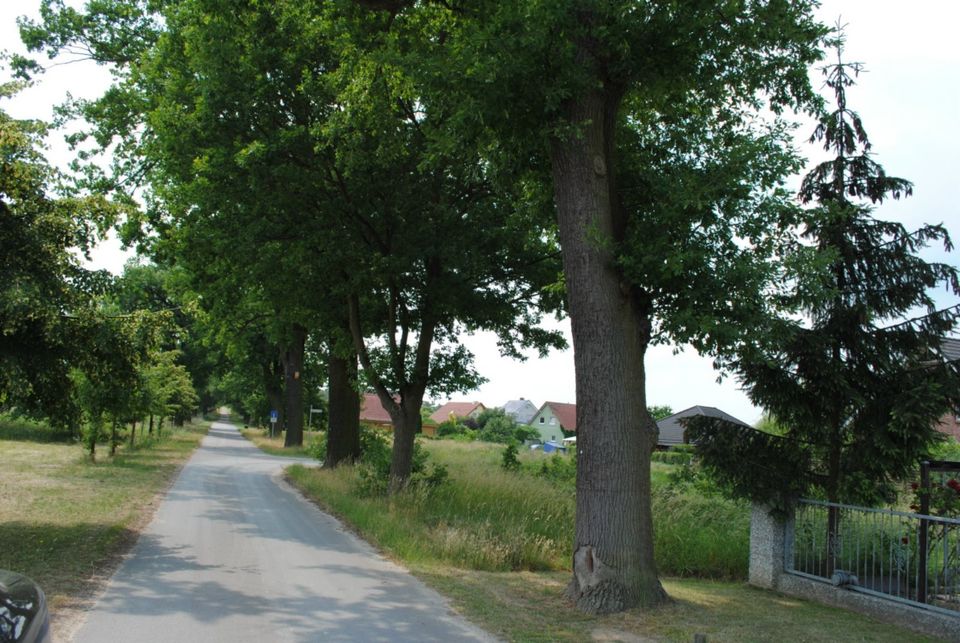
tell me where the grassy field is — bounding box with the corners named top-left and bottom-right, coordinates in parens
top-left (284, 438), bottom-right (933, 642)
top-left (0, 415), bottom-right (209, 638)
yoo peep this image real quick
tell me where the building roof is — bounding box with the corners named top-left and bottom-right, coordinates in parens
top-left (430, 401), bottom-right (485, 425)
top-left (539, 401), bottom-right (577, 432)
top-left (501, 399), bottom-right (539, 425)
top-left (942, 337), bottom-right (960, 363)
top-left (656, 405), bottom-right (749, 446)
top-left (359, 393), bottom-right (393, 425)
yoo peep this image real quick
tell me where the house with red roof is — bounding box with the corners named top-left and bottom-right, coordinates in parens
top-left (359, 393), bottom-right (393, 428)
top-left (429, 401), bottom-right (486, 426)
top-left (530, 401), bottom-right (576, 444)
top-left (360, 392), bottom-right (439, 436)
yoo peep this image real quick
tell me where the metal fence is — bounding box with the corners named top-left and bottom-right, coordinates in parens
top-left (789, 499), bottom-right (960, 616)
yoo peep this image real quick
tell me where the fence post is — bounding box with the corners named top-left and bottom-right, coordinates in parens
top-left (749, 502), bottom-right (793, 589)
top-left (917, 460), bottom-right (929, 604)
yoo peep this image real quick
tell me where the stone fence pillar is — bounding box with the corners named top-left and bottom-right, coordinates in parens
top-left (748, 502), bottom-right (794, 589)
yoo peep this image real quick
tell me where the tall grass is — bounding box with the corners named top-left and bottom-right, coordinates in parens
top-left (652, 486), bottom-right (749, 578)
top-left (290, 441), bottom-right (574, 571)
top-left (287, 439), bottom-right (750, 579)
top-left (0, 414), bottom-right (75, 443)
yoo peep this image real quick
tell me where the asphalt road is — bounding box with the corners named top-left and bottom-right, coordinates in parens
top-left (73, 420), bottom-right (494, 642)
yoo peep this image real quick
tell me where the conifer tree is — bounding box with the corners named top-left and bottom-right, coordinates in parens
top-left (693, 36), bottom-right (960, 513)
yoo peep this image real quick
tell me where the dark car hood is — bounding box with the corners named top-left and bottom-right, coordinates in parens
top-left (0, 570), bottom-right (49, 643)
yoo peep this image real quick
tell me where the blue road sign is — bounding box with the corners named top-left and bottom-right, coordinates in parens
top-left (270, 410), bottom-right (278, 422)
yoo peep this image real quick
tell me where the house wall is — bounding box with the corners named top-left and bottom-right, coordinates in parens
top-left (657, 421), bottom-right (686, 447)
top-left (936, 412), bottom-right (960, 441)
top-left (531, 406), bottom-right (563, 444)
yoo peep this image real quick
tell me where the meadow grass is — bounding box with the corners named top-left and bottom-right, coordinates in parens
top-left (286, 438), bottom-right (929, 641)
top-left (240, 426), bottom-right (323, 458)
top-left (0, 415), bottom-right (208, 632)
top-left (288, 440), bottom-right (748, 577)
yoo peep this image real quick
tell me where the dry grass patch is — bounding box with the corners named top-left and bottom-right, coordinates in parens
top-left (0, 417), bottom-right (209, 639)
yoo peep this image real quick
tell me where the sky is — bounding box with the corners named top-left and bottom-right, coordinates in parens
top-left (2, 1), bottom-right (959, 425)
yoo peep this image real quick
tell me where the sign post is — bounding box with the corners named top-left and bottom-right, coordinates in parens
top-left (269, 409), bottom-right (278, 437)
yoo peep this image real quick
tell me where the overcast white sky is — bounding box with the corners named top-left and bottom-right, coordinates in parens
top-left (3, 1), bottom-right (959, 424)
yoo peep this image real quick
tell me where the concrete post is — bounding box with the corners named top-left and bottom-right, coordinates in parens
top-left (749, 502), bottom-right (793, 589)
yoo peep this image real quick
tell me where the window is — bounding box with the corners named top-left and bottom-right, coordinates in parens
top-left (549, 417), bottom-right (556, 425)
top-left (539, 417), bottom-right (545, 424)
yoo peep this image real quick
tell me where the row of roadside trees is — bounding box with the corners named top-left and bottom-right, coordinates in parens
top-left (1, 83), bottom-right (202, 457)
top-left (8, 0), bottom-right (959, 616)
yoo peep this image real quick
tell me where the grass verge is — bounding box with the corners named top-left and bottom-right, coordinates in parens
top-left (240, 427), bottom-right (322, 458)
top-left (0, 416), bottom-right (209, 639)
top-left (285, 439), bottom-right (932, 642)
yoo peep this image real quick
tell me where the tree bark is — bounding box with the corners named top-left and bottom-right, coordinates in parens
top-left (148, 414), bottom-right (154, 436)
top-left (384, 394), bottom-right (424, 493)
top-left (550, 87), bottom-right (666, 613)
top-left (348, 290), bottom-right (435, 491)
top-left (326, 346), bottom-right (361, 467)
top-left (263, 357), bottom-right (284, 436)
top-left (283, 324), bottom-right (307, 447)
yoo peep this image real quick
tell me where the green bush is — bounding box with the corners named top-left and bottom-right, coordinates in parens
top-left (501, 442), bottom-right (520, 471)
top-left (530, 452), bottom-right (576, 484)
top-left (307, 432), bottom-right (327, 461)
top-left (354, 426), bottom-right (448, 496)
top-left (478, 414), bottom-right (518, 444)
top-left (651, 448), bottom-right (694, 465)
top-left (930, 438), bottom-right (960, 461)
top-left (436, 419), bottom-right (470, 438)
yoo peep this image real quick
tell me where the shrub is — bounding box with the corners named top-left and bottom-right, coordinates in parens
top-left (354, 425), bottom-right (448, 496)
top-left (478, 414), bottom-right (518, 444)
top-left (531, 452), bottom-right (576, 484)
top-left (513, 424), bottom-right (539, 443)
top-left (436, 419), bottom-right (470, 438)
top-left (651, 447), bottom-right (694, 466)
top-left (307, 432), bottom-right (327, 462)
top-left (501, 442), bottom-right (520, 471)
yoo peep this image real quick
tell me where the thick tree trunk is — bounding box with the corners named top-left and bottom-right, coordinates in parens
top-left (264, 358), bottom-right (284, 436)
top-left (283, 324), bottom-right (307, 447)
top-left (385, 397), bottom-right (423, 493)
top-left (550, 88), bottom-right (666, 613)
top-left (326, 348), bottom-right (361, 467)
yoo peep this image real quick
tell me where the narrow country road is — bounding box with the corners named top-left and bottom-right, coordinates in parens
top-left (73, 420), bottom-right (494, 642)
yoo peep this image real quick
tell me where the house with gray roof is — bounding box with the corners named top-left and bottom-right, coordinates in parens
top-left (501, 398), bottom-right (538, 425)
top-left (656, 405), bottom-right (749, 448)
